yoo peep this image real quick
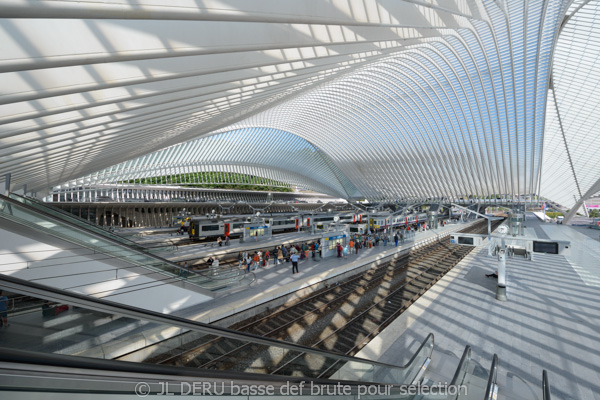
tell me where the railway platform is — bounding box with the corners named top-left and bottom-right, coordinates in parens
top-left (0, 221), bottom-right (477, 363)
top-left (165, 231), bottom-right (324, 263)
top-left (172, 222), bottom-right (476, 324)
top-left (354, 216), bottom-right (600, 399)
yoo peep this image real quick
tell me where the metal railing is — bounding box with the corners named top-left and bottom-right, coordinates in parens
top-left (450, 345), bottom-right (472, 397)
top-left (0, 194), bottom-right (243, 292)
top-left (484, 354), bottom-right (499, 400)
top-left (0, 273), bottom-right (436, 387)
top-left (10, 193), bottom-right (175, 253)
top-left (542, 370), bottom-right (552, 400)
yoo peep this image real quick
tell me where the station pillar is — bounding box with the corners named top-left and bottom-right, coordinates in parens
top-left (496, 250), bottom-right (507, 301)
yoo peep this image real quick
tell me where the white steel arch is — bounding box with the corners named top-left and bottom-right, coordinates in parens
top-left (1, 0), bottom-right (598, 210)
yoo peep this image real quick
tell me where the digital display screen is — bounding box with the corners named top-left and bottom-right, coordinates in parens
top-left (533, 241), bottom-right (559, 254)
top-left (458, 237), bottom-right (474, 245)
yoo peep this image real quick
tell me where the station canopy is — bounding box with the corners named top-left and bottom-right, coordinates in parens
top-left (1, 0), bottom-right (599, 207)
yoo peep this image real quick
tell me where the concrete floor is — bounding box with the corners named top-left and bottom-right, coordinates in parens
top-left (355, 219), bottom-right (600, 400)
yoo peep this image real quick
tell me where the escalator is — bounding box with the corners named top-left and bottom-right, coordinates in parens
top-left (0, 194), bottom-right (248, 291)
top-left (0, 274), bottom-right (505, 399)
top-left (0, 273), bottom-right (434, 399)
top-left (10, 193), bottom-right (175, 254)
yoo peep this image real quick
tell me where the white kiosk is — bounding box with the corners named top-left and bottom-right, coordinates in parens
top-left (242, 212), bottom-right (272, 242)
top-left (321, 231), bottom-right (348, 259)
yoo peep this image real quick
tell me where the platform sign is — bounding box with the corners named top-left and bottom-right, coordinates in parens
top-left (246, 225), bottom-right (268, 230)
top-left (324, 234), bottom-right (347, 241)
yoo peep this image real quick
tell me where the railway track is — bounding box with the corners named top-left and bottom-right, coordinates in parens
top-left (126, 218), bottom-right (502, 378)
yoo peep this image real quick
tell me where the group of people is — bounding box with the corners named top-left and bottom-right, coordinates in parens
top-left (216, 236), bottom-right (230, 246)
top-left (236, 241), bottom-right (319, 275)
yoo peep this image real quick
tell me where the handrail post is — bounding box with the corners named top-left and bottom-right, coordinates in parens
top-left (542, 370), bottom-right (552, 400)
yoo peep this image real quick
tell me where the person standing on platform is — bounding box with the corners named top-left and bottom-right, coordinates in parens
top-left (246, 254), bottom-right (253, 273)
top-left (282, 246), bottom-right (289, 262)
top-left (0, 291), bottom-right (8, 328)
top-left (264, 250), bottom-right (270, 267)
top-left (337, 243), bottom-right (342, 257)
top-left (217, 237), bottom-right (222, 247)
top-left (291, 253), bottom-right (299, 274)
top-left (349, 239), bottom-right (355, 254)
top-left (277, 247), bottom-right (283, 265)
top-left (394, 233), bottom-right (399, 247)
top-left (237, 252), bottom-right (244, 268)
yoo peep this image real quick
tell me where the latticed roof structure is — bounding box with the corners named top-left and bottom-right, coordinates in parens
top-left (1, 1), bottom-right (598, 208)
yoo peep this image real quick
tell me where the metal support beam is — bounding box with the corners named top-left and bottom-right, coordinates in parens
top-left (564, 175), bottom-right (600, 225)
top-left (4, 173), bottom-right (11, 196)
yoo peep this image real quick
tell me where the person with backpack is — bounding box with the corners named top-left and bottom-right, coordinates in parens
top-left (282, 246), bottom-right (289, 262)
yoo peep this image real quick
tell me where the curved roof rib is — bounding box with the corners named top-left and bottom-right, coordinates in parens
top-left (3, 0), bottom-right (598, 210)
top-left (81, 128), bottom-right (359, 199)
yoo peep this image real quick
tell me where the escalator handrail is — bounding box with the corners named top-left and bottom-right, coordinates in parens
top-left (10, 193), bottom-right (172, 252)
top-left (484, 354), bottom-right (499, 400)
top-left (11, 193), bottom-right (123, 234)
top-left (542, 370), bottom-right (551, 400)
top-left (0, 272), bottom-right (434, 376)
top-left (0, 346), bottom-right (369, 389)
top-left (450, 345), bottom-right (472, 387)
top-left (1, 193), bottom-right (183, 270)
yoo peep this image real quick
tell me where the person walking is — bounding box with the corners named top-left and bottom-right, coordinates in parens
top-left (290, 253), bottom-right (299, 274)
top-left (349, 239), bottom-right (355, 254)
top-left (245, 254), bottom-right (253, 273)
top-left (264, 250), bottom-right (270, 267)
top-left (237, 252), bottom-right (244, 268)
top-left (277, 247), bottom-right (284, 265)
top-left (252, 252), bottom-right (260, 271)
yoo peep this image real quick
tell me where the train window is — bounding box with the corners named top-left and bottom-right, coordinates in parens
top-left (350, 227), bottom-right (359, 232)
top-left (201, 224), bottom-right (220, 231)
top-left (457, 237), bottom-right (474, 245)
top-left (533, 241), bottom-right (558, 254)
top-left (233, 223), bottom-right (244, 229)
